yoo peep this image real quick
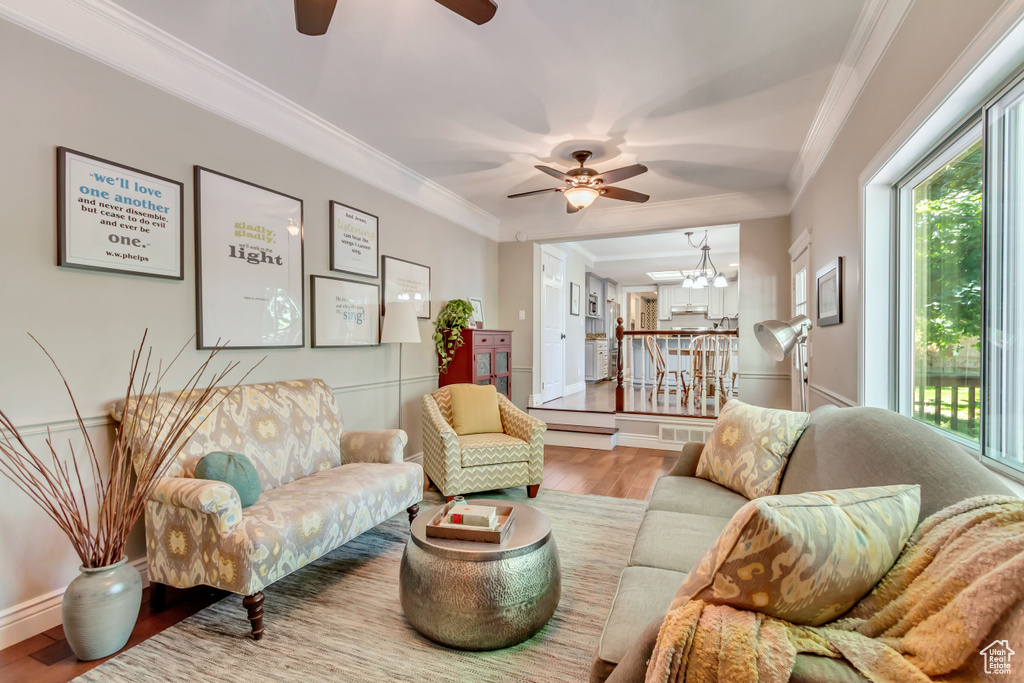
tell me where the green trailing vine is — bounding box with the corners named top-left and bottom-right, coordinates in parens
top-left (434, 299), bottom-right (475, 374)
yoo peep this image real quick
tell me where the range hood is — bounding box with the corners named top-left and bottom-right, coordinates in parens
top-left (670, 304), bottom-right (708, 314)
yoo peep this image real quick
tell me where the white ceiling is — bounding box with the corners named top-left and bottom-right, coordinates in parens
top-left (111, 0), bottom-right (866, 228)
top-left (562, 224), bottom-right (739, 286)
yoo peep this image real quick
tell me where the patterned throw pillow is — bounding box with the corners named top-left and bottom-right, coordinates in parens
top-left (695, 400), bottom-right (809, 499)
top-left (670, 485), bottom-right (921, 626)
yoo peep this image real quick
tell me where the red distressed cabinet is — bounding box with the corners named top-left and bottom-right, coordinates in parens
top-left (438, 329), bottom-right (512, 398)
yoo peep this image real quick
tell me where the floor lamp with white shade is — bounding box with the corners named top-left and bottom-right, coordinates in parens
top-left (754, 314), bottom-right (813, 411)
top-left (381, 301), bottom-right (421, 430)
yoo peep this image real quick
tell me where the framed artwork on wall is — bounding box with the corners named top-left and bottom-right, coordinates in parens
top-left (329, 201), bottom-right (378, 278)
top-left (57, 147), bottom-right (184, 279)
top-left (382, 255), bottom-right (431, 319)
top-left (310, 275), bottom-right (380, 347)
top-left (469, 297), bottom-right (485, 328)
top-left (570, 282), bottom-right (581, 316)
top-left (816, 257), bottom-right (843, 326)
top-left (194, 166), bottom-right (304, 349)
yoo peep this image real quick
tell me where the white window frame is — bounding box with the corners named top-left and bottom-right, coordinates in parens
top-left (861, 12), bottom-right (1024, 484)
top-left (892, 121), bottom-right (982, 451)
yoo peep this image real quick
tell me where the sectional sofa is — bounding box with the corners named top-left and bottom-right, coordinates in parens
top-left (592, 404), bottom-right (1013, 682)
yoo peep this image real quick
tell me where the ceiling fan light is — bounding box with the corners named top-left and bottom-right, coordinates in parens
top-left (564, 186), bottom-right (599, 209)
top-left (713, 274), bottom-right (728, 288)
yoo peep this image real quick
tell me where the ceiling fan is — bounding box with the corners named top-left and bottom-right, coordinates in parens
top-left (294, 0), bottom-right (497, 36)
top-left (508, 151), bottom-right (650, 213)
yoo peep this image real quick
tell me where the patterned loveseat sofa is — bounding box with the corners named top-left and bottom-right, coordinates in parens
top-left (421, 387), bottom-right (546, 500)
top-left (113, 378), bottom-right (423, 640)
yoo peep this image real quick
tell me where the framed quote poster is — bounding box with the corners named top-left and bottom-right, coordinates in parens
top-left (194, 166), bottom-right (304, 349)
top-left (57, 147), bottom-right (183, 279)
top-left (330, 201), bottom-right (379, 278)
top-left (382, 255), bottom-right (431, 319)
top-left (311, 275), bottom-right (380, 347)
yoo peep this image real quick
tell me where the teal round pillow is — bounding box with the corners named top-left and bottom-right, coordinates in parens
top-left (195, 451), bottom-right (261, 508)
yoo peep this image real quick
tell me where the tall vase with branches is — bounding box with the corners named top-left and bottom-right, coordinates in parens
top-left (0, 331), bottom-right (257, 660)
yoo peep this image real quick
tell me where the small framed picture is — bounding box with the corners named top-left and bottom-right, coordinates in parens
top-left (58, 147), bottom-right (184, 279)
top-left (570, 282), bottom-right (581, 316)
top-left (469, 297), bottom-right (485, 328)
top-left (816, 257), bottom-right (843, 326)
top-left (382, 255), bottom-right (431, 319)
top-left (329, 201), bottom-right (378, 278)
top-left (310, 275), bottom-right (380, 347)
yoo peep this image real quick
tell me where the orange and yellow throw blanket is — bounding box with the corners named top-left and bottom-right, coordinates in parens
top-left (646, 495), bottom-right (1024, 682)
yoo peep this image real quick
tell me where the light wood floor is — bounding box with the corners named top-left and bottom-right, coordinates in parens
top-left (0, 444), bottom-right (677, 682)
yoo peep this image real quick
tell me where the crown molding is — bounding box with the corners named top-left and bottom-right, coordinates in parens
top-left (501, 188), bottom-right (790, 242)
top-left (563, 242), bottom-right (597, 264)
top-left (0, 0), bottom-right (500, 240)
top-left (787, 0), bottom-right (915, 207)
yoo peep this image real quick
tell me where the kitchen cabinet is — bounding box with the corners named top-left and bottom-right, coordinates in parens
top-left (586, 273), bottom-right (604, 319)
top-left (708, 280), bottom-right (740, 319)
top-left (657, 285), bottom-right (673, 320)
top-left (585, 339), bottom-right (610, 382)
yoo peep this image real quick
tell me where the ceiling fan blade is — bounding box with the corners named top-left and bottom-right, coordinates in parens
top-left (595, 163), bottom-right (648, 186)
top-left (566, 202), bottom-right (580, 214)
top-left (295, 0), bottom-right (338, 35)
top-left (535, 165), bottom-right (570, 181)
top-left (601, 186), bottom-right (650, 203)
top-left (434, 0), bottom-right (498, 25)
top-left (507, 188), bottom-right (562, 199)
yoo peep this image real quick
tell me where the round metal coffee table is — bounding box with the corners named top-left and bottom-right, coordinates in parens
top-left (399, 499), bottom-right (561, 651)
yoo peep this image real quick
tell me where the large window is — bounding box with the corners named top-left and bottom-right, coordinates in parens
top-left (897, 76), bottom-right (1024, 476)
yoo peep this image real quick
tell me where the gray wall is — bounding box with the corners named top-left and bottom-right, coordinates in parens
top-left (498, 241), bottom-right (535, 407)
top-left (0, 20), bottom-right (497, 618)
top-left (738, 217), bottom-right (792, 408)
top-left (790, 0), bottom-right (1002, 408)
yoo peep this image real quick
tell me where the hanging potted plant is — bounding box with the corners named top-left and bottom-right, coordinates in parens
top-left (433, 299), bottom-right (475, 374)
top-left (0, 332), bottom-right (253, 661)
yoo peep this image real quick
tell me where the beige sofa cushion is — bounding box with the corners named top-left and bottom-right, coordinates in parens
top-left (628, 511), bottom-right (729, 573)
top-left (695, 399), bottom-right (809, 499)
top-left (593, 567), bottom-right (686, 682)
top-left (647, 476), bottom-right (748, 518)
top-left (449, 383), bottom-right (503, 435)
top-left (672, 485), bottom-right (921, 626)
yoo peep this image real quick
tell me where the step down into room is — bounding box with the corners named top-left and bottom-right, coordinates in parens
top-left (542, 421), bottom-right (620, 450)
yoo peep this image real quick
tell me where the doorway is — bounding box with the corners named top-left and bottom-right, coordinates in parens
top-left (540, 246), bottom-right (566, 403)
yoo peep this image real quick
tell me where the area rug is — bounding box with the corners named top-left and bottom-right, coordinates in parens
top-left (76, 488), bottom-right (647, 682)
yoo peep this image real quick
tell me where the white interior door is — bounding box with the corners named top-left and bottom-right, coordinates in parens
top-left (791, 250), bottom-right (809, 410)
top-left (541, 249), bottom-right (566, 403)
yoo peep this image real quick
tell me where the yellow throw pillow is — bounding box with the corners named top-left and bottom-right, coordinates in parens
top-left (449, 384), bottom-right (503, 436)
top-left (671, 485), bottom-right (921, 626)
top-left (695, 399), bottom-right (809, 499)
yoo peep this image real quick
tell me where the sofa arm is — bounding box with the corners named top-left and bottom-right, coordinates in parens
top-left (498, 395), bottom-right (546, 444)
top-left (150, 477), bottom-right (243, 534)
top-left (421, 394), bottom-right (462, 491)
top-left (339, 429), bottom-right (408, 465)
top-left (667, 441), bottom-right (705, 477)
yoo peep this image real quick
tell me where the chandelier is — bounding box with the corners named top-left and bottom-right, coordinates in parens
top-left (682, 231), bottom-right (727, 289)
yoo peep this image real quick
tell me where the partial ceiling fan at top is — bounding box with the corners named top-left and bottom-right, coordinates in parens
top-left (507, 151), bottom-right (650, 214)
top-left (294, 0), bottom-right (497, 35)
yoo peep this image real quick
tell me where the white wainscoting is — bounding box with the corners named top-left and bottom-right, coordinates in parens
top-left (0, 377), bottom-right (434, 649)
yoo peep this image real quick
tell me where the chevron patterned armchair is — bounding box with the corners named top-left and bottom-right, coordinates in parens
top-left (421, 387), bottom-right (546, 500)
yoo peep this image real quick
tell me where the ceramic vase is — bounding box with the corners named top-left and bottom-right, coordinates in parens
top-left (61, 557), bottom-right (142, 661)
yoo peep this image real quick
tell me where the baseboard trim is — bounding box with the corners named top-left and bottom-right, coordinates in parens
top-left (564, 381), bottom-right (586, 396)
top-left (0, 557), bottom-right (149, 650)
top-left (808, 383), bottom-right (858, 407)
top-left (615, 434), bottom-right (685, 451)
top-left (405, 451), bottom-right (423, 465)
